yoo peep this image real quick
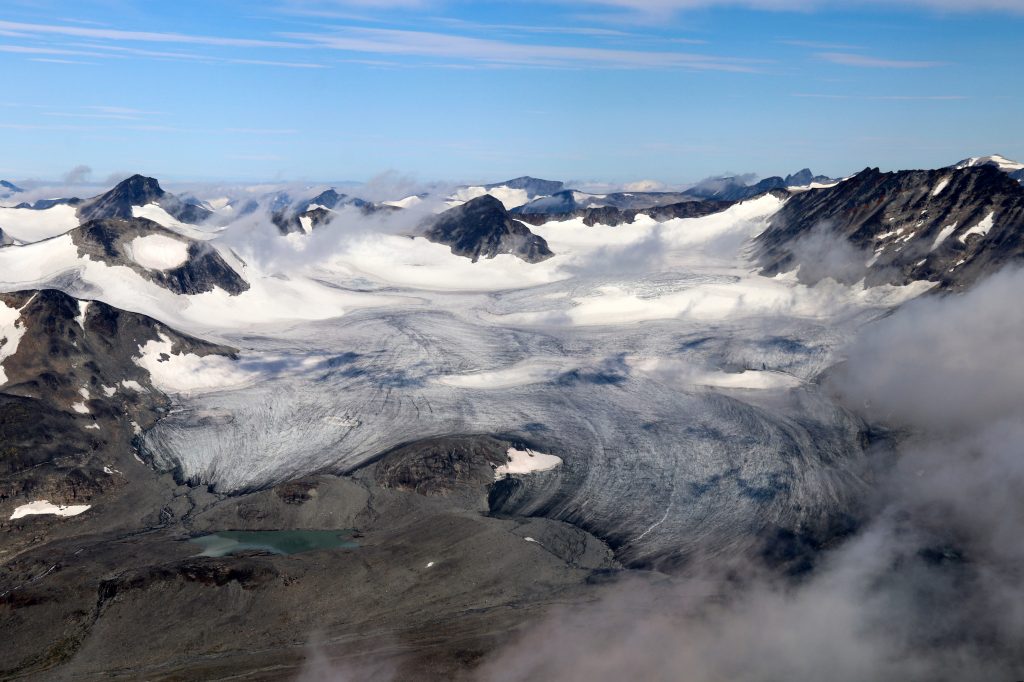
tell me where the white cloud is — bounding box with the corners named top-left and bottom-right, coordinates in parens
top-left (557, 0), bottom-right (1024, 14)
top-left (0, 20), bottom-right (301, 48)
top-left (818, 52), bottom-right (946, 68)
top-left (793, 93), bottom-right (967, 100)
top-left (288, 27), bottom-right (764, 71)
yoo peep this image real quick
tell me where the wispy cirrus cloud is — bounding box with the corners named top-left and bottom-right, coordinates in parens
top-left (287, 27), bottom-right (762, 70)
top-left (550, 0), bottom-right (1024, 15)
top-left (38, 105), bottom-right (166, 121)
top-left (0, 18), bottom-right (729, 71)
top-left (818, 52), bottom-right (946, 68)
top-left (67, 41), bottom-right (326, 68)
top-left (0, 43), bottom-right (109, 57)
top-left (794, 92), bottom-right (968, 100)
top-left (0, 23), bottom-right (328, 69)
top-left (0, 19), bottom-right (301, 48)
top-left (29, 58), bottom-right (95, 65)
top-left (432, 17), bottom-right (637, 38)
top-left (778, 39), bottom-right (865, 50)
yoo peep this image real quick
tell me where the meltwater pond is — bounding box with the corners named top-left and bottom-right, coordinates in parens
top-left (190, 530), bottom-right (358, 557)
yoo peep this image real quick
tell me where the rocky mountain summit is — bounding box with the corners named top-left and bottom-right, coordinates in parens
top-left (0, 289), bottom-right (235, 523)
top-left (424, 195), bottom-right (554, 263)
top-left (756, 164), bottom-right (1024, 289)
top-left (77, 175), bottom-right (212, 224)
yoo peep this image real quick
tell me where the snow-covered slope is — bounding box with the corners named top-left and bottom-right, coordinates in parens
top-left (0, 203), bottom-right (79, 243)
top-left (954, 154), bottom-right (1024, 173)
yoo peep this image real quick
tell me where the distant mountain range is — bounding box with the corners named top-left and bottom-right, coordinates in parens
top-left (2, 155), bottom-right (1022, 279)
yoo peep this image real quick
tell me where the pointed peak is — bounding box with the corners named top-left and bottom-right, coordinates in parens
top-left (111, 174), bottom-right (165, 199)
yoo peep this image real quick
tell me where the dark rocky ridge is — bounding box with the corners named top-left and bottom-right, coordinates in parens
top-left (0, 289), bottom-right (235, 523)
top-left (756, 165), bottom-right (1024, 290)
top-left (424, 195), bottom-right (553, 263)
top-left (687, 169), bottom-right (834, 202)
top-left (483, 176), bottom-right (565, 196)
top-left (71, 217), bottom-right (249, 295)
top-left (374, 435), bottom-right (510, 499)
top-left (508, 170), bottom-right (825, 217)
top-left (77, 175), bottom-right (212, 225)
top-left (13, 197), bottom-right (83, 210)
top-left (511, 189), bottom-right (698, 216)
top-left (0, 180), bottom-right (24, 195)
top-left (515, 198), bottom-right (737, 227)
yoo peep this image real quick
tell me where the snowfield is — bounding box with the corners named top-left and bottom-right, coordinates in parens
top-left (132, 204), bottom-right (215, 240)
top-left (126, 234), bottom-right (190, 270)
top-left (135, 332), bottom-right (255, 394)
top-left (0, 295), bottom-right (30, 385)
top-left (0, 204), bottom-right (79, 243)
top-left (495, 448), bottom-right (563, 479)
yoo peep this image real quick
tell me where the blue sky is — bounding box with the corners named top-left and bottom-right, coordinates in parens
top-left (0, 0), bottom-right (1021, 185)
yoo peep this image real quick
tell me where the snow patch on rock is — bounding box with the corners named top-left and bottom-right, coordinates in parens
top-left (494, 447), bottom-right (563, 480)
top-left (931, 223), bottom-right (957, 251)
top-left (959, 211), bottom-right (995, 243)
top-left (126, 234), bottom-right (190, 271)
top-left (0, 296), bottom-right (31, 385)
top-left (10, 500), bottom-right (91, 520)
top-left (135, 332), bottom-right (253, 394)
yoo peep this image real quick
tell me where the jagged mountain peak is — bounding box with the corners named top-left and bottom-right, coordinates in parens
top-left (784, 168), bottom-right (833, 187)
top-left (756, 163), bottom-right (1024, 290)
top-left (111, 174), bottom-right (165, 201)
top-left (77, 174), bottom-right (212, 225)
top-left (301, 188), bottom-right (370, 211)
top-left (1, 179), bottom-right (24, 194)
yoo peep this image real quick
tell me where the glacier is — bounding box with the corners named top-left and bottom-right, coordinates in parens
top-left (134, 195), bottom-right (927, 566)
